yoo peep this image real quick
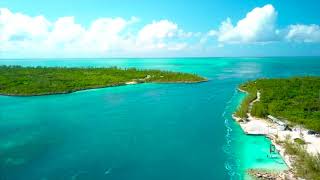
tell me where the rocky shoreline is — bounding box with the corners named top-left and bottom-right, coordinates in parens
top-left (247, 169), bottom-right (294, 180)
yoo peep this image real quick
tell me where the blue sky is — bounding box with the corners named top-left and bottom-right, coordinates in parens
top-left (1, 0), bottom-right (320, 58)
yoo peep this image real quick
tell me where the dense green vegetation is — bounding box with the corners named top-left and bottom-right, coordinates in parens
top-left (234, 89), bottom-right (257, 118)
top-left (0, 66), bottom-right (206, 96)
top-left (282, 139), bottom-right (320, 180)
top-left (236, 77), bottom-right (320, 131)
top-left (293, 138), bottom-right (306, 145)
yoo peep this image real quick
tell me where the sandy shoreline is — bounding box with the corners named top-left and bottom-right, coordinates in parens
top-left (232, 89), bottom-right (320, 179)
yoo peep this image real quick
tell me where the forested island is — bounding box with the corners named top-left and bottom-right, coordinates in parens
top-left (234, 77), bottom-right (320, 180)
top-left (0, 66), bottom-right (206, 96)
top-left (236, 77), bottom-right (320, 131)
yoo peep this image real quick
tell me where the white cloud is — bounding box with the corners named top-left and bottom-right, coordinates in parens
top-left (199, 30), bottom-right (217, 44)
top-left (82, 17), bottom-right (134, 52)
top-left (206, 4), bottom-right (320, 45)
top-left (213, 4), bottom-right (279, 44)
top-left (137, 20), bottom-right (177, 43)
top-left (207, 30), bottom-right (217, 37)
top-left (1, 5), bottom-right (320, 58)
top-left (46, 17), bottom-right (85, 46)
top-left (0, 8), bottom-right (50, 42)
top-left (0, 8), bottom-right (190, 57)
top-left (136, 20), bottom-right (185, 51)
top-left (286, 24), bottom-right (320, 42)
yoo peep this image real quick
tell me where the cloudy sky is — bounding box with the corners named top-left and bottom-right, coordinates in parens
top-left (1, 0), bottom-right (320, 58)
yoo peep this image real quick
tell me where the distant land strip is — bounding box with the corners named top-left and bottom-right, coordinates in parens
top-left (0, 66), bottom-right (207, 96)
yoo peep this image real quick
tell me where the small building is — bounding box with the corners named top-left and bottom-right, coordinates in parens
top-left (267, 115), bottom-right (287, 131)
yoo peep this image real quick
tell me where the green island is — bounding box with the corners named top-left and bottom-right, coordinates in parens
top-left (235, 77), bottom-right (320, 180)
top-left (0, 66), bottom-right (206, 96)
top-left (236, 77), bottom-right (320, 131)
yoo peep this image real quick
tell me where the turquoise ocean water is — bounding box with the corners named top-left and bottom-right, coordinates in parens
top-left (1, 57), bottom-right (320, 180)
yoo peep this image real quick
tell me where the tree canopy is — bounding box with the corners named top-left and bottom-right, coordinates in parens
top-left (0, 66), bottom-right (206, 96)
top-left (237, 77), bottom-right (320, 131)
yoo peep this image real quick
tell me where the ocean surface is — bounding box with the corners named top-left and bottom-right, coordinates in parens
top-left (1, 57), bottom-right (320, 180)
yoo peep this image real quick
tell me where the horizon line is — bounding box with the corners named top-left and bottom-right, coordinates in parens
top-left (1, 56), bottom-right (320, 60)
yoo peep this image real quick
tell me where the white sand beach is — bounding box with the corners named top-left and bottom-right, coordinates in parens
top-left (233, 90), bottom-right (320, 177)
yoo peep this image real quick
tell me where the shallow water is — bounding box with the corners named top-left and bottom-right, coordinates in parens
top-left (1, 57), bottom-right (320, 180)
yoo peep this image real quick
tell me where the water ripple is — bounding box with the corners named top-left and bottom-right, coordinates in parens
top-left (222, 89), bottom-right (242, 180)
